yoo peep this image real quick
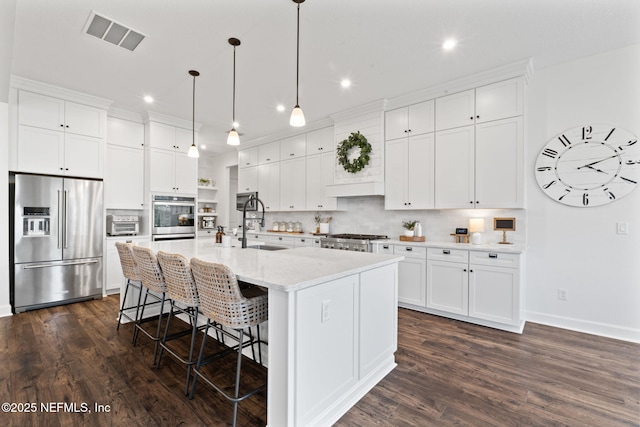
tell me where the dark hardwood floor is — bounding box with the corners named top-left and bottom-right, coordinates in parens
top-left (0, 296), bottom-right (638, 426)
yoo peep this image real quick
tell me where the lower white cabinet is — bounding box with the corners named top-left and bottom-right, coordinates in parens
top-left (394, 245), bottom-right (427, 306)
top-left (426, 248), bottom-right (469, 316)
top-left (105, 237), bottom-right (150, 294)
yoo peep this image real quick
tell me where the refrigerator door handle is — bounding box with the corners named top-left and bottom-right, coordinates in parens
top-left (22, 259), bottom-right (100, 269)
top-left (63, 189), bottom-right (68, 249)
top-left (57, 190), bottom-right (62, 249)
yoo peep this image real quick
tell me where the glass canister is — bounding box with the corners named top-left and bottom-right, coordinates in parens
top-left (294, 221), bottom-right (302, 232)
top-left (272, 221), bottom-right (279, 231)
top-left (286, 221), bottom-right (294, 232)
top-left (278, 222), bottom-right (286, 231)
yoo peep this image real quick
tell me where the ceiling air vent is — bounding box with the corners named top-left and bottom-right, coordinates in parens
top-left (84, 11), bottom-right (146, 52)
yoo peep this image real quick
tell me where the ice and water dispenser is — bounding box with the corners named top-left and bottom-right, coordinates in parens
top-left (22, 207), bottom-right (51, 237)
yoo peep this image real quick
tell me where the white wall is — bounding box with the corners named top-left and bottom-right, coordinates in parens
top-left (525, 44), bottom-right (640, 342)
top-left (204, 150), bottom-right (239, 230)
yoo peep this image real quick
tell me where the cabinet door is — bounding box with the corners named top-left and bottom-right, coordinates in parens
top-left (280, 157), bottom-right (306, 210)
top-left (107, 117), bottom-right (144, 149)
top-left (435, 89), bottom-right (475, 131)
top-left (174, 152), bottom-right (198, 194)
top-left (306, 127), bottom-right (334, 154)
top-left (407, 133), bottom-right (435, 209)
top-left (258, 141), bottom-right (280, 164)
top-left (280, 134), bottom-right (306, 159)
top-left (148, 121), bottom-right (177, 151)
top-left (106, 242), bottom-right (123, 294)
top-left (105, 145), bottom-right (144, 209)
top-left (238, 147), bottom-right (258, 168)
top-left (426, 260), bottom-right (468, 315)
top-left (469, 264), bottom-right (519, 325)
top-left (475, 117), bottom-right (524, 208)
top-left (238, 165), bottom-right (258, 192)
top-left (408, 100), bottom-right (435, 136)
top-left (385, 107), bottom-right (408, 141)
top-left (174, 127), bottom-right (194, 153)
top-left (434, 126), bottom-right (475, 208)
top-left (17, 125), bottom-right (64, 175)
top-left (475, 77), bottom-right (524, 123)
top-left (305, 151), bottom-right (336, 211)
top-left (149, 149), bottom-right (176, 193)
top-left (64, 134), bottom-right (104, 178)
top-left (18, 91), bottom-right (65, 131)
top-left (384, 138), bottom-right (408, 209)
top-left (395, 246), bottom-right (427, 306)
top-left (64, 102), bottom-right (105, 138)
top-left (258, 162), bottom-right (281, 211)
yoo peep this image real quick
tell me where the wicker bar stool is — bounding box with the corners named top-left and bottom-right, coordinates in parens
top-left (131, 245), bottom-right (170, 366)
top-left (189, 257), bottom-right (268, 427)
top-left (155, 251), bottom-right (205, 395)
top-left (114, 242), bottom-right (143, 343)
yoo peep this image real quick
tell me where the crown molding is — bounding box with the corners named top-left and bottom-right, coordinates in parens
top-left (10, 75), bottom-right (113, 109)
top-left (144, 110), bottom-right (202, 131)
top-left (329, 99), bottom-right (386, 123)
top-left (238, 117), bottom-right (334, 149)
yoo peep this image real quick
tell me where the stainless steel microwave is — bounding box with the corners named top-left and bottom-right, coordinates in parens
top-left (236, 192), bottom-right (258, 211)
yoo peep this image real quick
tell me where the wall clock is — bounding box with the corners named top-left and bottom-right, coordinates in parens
top-left (535, 124), bottom-right (639, 207)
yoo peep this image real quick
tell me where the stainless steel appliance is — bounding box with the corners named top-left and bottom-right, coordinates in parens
top-left (10, 173), bottom-right (103, 313)
top-left (106, 214), bottom-right (139, 236)
top-left (236, 192), bottom-right (259, 211)
top-left (201, 216), bottom-right (216, 229)
top-left (151, 195), bottom-right (196, 241)
top-left (320, 233), bottom-right (388, 252)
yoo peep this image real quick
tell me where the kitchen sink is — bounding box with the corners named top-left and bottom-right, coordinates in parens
top-left (248, 245), bottom-right (289, 251)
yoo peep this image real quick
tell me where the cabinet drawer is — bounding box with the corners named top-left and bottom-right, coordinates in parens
top-left (427, 247), bottom-right (469, 263)
top-left (269, 235), bottom-right (295, 245)
top-left (394, 245), bottom-right (427, 258)
top-left (469, 251), bottom-right (520, 268)
top-left (375, 243), bottom-right (393, 255)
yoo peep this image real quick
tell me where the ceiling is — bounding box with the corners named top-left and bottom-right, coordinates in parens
top-left (9, 0), bottom-right (640, 154)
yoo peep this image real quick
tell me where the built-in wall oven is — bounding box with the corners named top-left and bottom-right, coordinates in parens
top-left (151, 195), bottom-right (196, 241)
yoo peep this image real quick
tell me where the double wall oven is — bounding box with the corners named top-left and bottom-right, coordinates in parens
top-left (151, 195), bottom-right (196, 241)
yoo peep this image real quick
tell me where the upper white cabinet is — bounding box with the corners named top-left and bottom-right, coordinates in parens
top-left (306, 127), bottom-right (334, 154)
top-left (280, 157), bottom-right (306, 211)
top-left (258, 163), bottom-right (280, 211)
top-left (105, 145), bottom-right (144, 209)
top-left (238, 166), bottom-right (258, 193)
top-left (238, 147), bottom-right (258, 168)
top-left (258, 141), bottom-right (280, 165)
top-left (16, 90), bottom-right (106, 178)
top-left (385, 100), bottom-right (435, 140)
top-left (435, 77), bottom-right (524, 131)
top-left (385, 133), bottom-right (435, 210)
top-left (434, 126), bottom-right (475, 209)
top-left (280, 134), bottom-right (306, 159)
top-left (306, 151), bottom-right (338, 211)
top-left (107, 117), bottom-right (144, 149)
top-left (18, 90), bottom-right (106, 138)
top-left (147, 121), bottom-right (192, 152)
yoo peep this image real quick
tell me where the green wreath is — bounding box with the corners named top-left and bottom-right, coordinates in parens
top-left (337, 131), bottom-right (372, 174)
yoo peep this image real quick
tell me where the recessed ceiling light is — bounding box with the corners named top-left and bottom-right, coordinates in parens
top-left (341, 79), bottom-right (351, 88)
top-left (276, 104), bottom-right (285, 112)
top-left (442, 39), bottom-right (457, 51)
top-left (144, 95), bottom-right (153, 103)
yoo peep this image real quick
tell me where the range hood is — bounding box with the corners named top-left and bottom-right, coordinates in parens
top-left (325, 182), bottom-right (385, 198)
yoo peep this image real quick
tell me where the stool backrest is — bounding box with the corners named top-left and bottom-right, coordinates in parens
top-left (157, 251), bottom-right (199, 307)
top-left (190, 257), bottom-right (266, 329)
top-left (131, 246), bottom-right (167, 293)
top-left (115, 242), bottom-right (140, 282)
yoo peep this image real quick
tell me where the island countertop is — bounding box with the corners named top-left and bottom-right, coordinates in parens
top-left (141, 239), bottom-right (403, 292)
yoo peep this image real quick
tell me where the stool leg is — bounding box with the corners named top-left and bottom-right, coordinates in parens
top-left (190, 320), bottom-right (211, 400)
top-left (133, 288), bottom-right (150, 346)
top-left (232, 328), bottom-right (245, 427)
top-left (156, 299), bottom-right (175, 369)
top-left (184, 309), bottom-right (199, 395)
top-left (117, 279), bottom-right (131, 330)
top-left (152, 293), bottom-right (166, 366)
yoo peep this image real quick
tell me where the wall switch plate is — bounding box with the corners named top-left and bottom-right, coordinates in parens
top-left (617, 222), bottom-right (629, 235)
top-left (558, 288), bottom-right (568, 301)
top-left (321, 300), bottom-right (331, 323)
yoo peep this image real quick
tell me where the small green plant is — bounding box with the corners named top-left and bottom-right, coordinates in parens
top-left (314, 211), bottom-right (322, 226)
top-left (198, 177), bottom-right (211, 186)
top-left (402, 220), bottom-right (417, 230)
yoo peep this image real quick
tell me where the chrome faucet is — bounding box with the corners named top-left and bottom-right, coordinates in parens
top-left (241, 195), bottom-right (265, 248)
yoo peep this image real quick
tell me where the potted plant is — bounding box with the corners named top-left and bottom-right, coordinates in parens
top-left (402, 220), bottom-right (417, 237)
top-left (314, 212), bottom-right (322, 233)
top-left (198, 177), bottom-right (211, 186)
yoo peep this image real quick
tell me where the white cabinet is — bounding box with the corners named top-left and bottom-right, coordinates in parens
top-left (385, 133), bottom-right (435, 209)
top-left (238, 147), bottom-right (259, 168)
top-left (147, 121), bottom-right (192, 152)
top-left (258, 141), bottom-right (280, 165)
top-left (258, 163), bottom-right (281, 211)
top-left (238, 165), bottom-right (258, 193)
top-left (17, 91), bottom-right (106, 178)
top-left (306, 151), bottom-right (338, 211)
top-left (106, 236), bottom-right (150, 294)
top-left (148, 149), bottom-right (197, 194)
top-left (426, 248), bottom-right (469, 316)
top-left (107, 117), bottom-right (144, 149)
top-left (280, 157), bottom-right (306, 211)
top-left (105, 145), bottom-right (144, 209)
top-left (434, 126), bottom-right (475, 208)
top-left (435, 89), bottom-right (476, 131)
top-left (385, 100), bottom-right (434, 140)
top-left (196, 185), bottom-right (218, 237)
top-left (294, 236), bottom-right (321, 247)
top-left (306, 127), bottom-right (334, 154)
top-left (280, 134), bottom-right (306, 159)
top-left (394, 245), bottom-right (427, 306)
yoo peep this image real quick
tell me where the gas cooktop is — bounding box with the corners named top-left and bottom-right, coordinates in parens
top-left (320, 234), bottom-right (388, 252)
top-left (325, 233), bottom-right (388, 241)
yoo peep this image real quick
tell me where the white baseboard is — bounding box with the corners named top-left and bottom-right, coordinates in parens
top-left (525, 311), bottom-right (640, 343)
top-left (0, 304), bottom-right (12, 317)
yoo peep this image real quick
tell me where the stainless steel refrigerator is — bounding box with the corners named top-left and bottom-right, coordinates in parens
top-left (10, 173), bottom-right (103, 313)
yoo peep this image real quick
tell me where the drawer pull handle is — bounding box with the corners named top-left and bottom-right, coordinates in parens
top-left (443, 249), bottom-right (450, 255)
top-left (489, 253), bottom-right (498, 258)
top-left (382, 245), bottom-right (389, 249)
top-left (406, 247), bottom-right (413, 251)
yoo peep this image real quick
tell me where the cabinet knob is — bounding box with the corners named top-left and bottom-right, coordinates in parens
top-left (266, 158), bottom-right (270, 161)
top-left (470, 269), bottom-right (474, 273)
top-left (60, 124), bottom-right (64, 128)
top-left (470, 116), bottom-right (473, 120)
top-left (65, 125), bottom-right (69, 128)
top-left (290, 153), bottom-right (294, 156)
top-left (476, 115), bottom-right (480, 119)
top-left (65, 168), bottom-right (69, 171)
top-left (408, 129), bottom-right (412, 132)
top-left (476, 201), bottom-right (479, 204)
top-left (319, 147), bottom-right (323, 150)
top-left (463, 269), bottom-right (467, 272)
top-left (470, 201), bottom-right (474, 204)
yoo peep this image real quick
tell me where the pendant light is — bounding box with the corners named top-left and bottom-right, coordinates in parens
top-left (187, 70), bottom-right (200, 158)
top-left (290, 0), bottom-right (306, 127)
top-left (227, 38), bottom-right (241, 146)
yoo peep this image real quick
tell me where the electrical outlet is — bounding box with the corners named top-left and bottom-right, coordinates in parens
top-left (617, 222), bottom-right (629, 235)
top-left (558, 288), bottom-right (568, 301)
top-left (321, 300), bottom-right (331, 323)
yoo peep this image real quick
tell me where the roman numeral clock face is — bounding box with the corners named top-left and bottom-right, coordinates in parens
top-left (535, 125), bottom-right (639, 207)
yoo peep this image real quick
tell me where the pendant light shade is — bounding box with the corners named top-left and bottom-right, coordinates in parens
top-left (227, 37), bottom-right (241, 146)
top-left (290, 0), bottom-right (306, 127)
top-left (187, 69), bottom-right (200, 158)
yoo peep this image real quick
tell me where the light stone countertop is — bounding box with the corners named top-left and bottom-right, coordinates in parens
top-left (141, 240), bottom-right (403, 292)
top-left (377, 239), bottom-right (527, 254)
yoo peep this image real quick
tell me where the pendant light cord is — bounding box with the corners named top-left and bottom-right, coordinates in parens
top-left (192, 74), bottom-right (196, 145)
top-left (232, 44), bottom-right (236, 125)
top-left (295, 2), bottom-right (300, 106)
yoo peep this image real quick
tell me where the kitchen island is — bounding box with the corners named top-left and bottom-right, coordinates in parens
top-left (141, 240), bottom-right (402, 427)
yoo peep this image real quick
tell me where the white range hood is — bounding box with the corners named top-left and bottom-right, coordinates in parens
top-left (325, 181), bottom-right (385, 198)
